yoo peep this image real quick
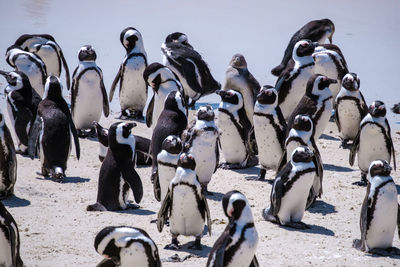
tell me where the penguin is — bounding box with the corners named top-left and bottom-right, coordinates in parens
top-left (27, 75), bottom-right (80, 182)
top-left (252, 86), bottom-right (287, 181)
top-left (349, 101), bottom-right (396, 186)
top-left (157, 153), bottom-right (212, 250)
top-left (5, 45), bottom-right (47, 97)
top-left (71, 45), bottom-right (110, 137)
top-left (392, 103), bottom-right (400, 114)
top-left (93, 121), bottom-right (152, 165)
top-left (153, 135), bottom-right (182, 202)
top-left (87, 122), bottom-right (143, 211)
top-left (334, 73), bottom-right (368, 148)
top-left (271, 18), bottom-right (335, 76)
top-left (150, 90), bottom-right (187, 183)
top-left (353, 160), bottom-right (400, 256)
top-left (94, 226), bottom-right (161, 267)
top-left (182, 105), bottom-right (219, 193)
top-left (275, 40), bottom-right (318, 119)
top-left (143, 62), bottom-right (183, 128)
top-left (216, 89), bottom-right (257, 169)
top-left (286, 74), bottom-right (337, 139)
top-left (161, 32), bottom-right (220, 107)
top-left (207, 190), bottom-right (259, 267)
top-left (109, 27), bottom-right (148, 120)
top-left (262, 146), bottom-right (317, 229)
top-left (14, 33), bottom-right (71, 89)
top-left (0, 110), bottom-right (17, 200)
top-left (0, 201), bottom-right (24, 267)
top-left (0, 70), bottom-right (40, 154)
top-left (277, 115), bottom-right (323, 208)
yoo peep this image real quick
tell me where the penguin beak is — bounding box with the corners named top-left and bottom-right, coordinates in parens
top-left (312, 42), bottom-right (320, 48)
top-left (215, 90), bottom-right (226, 97)
top-left (328, 35), bottom-right (333, 44)
top-left (328, 78), bottom-right (337, 84)
top-left (228, 207), bottom-right (234, 217)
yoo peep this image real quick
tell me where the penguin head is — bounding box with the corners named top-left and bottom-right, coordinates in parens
top-left (291, 146), bottom-right (314, 164)
top-left (196, 105), bottom-right (215, 121)
top-left (120, 27), bottom-right (144, 53)
top-left (323, 18), bottom-right (335, 44)
top-left (78, 45), bottom-right (97, 61)
top-left (161, 135), bottom-right (182, 155)
top-left (108, 122), bottom-right (136, 155)
top-left (293, 39), bottom-right (318, 59)
top-left (216, 89), bottom-right (243, 106)
top-left (43, 75), bottom-right (63, 101)
top-left (342, 73), bottom-right (360, 91)
top-left (164, 90), bottom-right (187, 116)
top-left (256, 85), bottom-right (277, 105)
top-left (143, 63), bottom-right (179, 92)
top-left (164, 32), bottom-right (193, 49)
top-left (222, 190), bottom-right (254, 223)
top-left (369, 100), bottom-right (386, 118)
top-left (0, 70), bottom-right (31, 93)
top-left (293, 115), bottom-right (313, 132)
top-left (368, 160), bottom-right (392, 177)
top-left (306, 74), bottom-right (336, 97)
top-left (94, 226), bottom-right (121, 264)
top-left (229, 54), bottom-right (247, 69)
top-left (0, 109), bottom-right (4, 127)
top-left (177, 153), bottom-right (196, 170)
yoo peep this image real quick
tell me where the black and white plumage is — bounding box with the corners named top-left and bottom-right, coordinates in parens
top-left (275, 40), bottom-right (318, 119)
top-left (143, 62), bottom-right (183, 128)
top-left (0, 111), bottom-right (17, 199)
top-left (263, 146), bottom-right (317, 229)
top-left (0, 201), bottom-right (24, 267)
top-left (335, 73), bottom-right (368, 148)
top-left (353, 160), bottom-right (400, 256)
top-left (161, 32), bottom-right (220, 107)
top-left (207, 190), bottom-right (259, 267)
top-left (217, 90), bottom-right (257, 169)
top-left (286, 74), bottom-right (337, 139)
top-left (71, 45), bottom-right (109, 137)
top-left (87, 122), bottom-right (143, 212)
top-left (14, 33), bottom-right (71, 90)
top-left (271, 18), bottom-right (335, 76)
top-left (157, 153), bottom-right (212, 250)
top-left (253, 86), bottom-right (287, 181)
top-left (94, 226), bottom-right (161, 267)
top-left (182, 105), bottom-right (219, 193)
top-left (349, 101), bottom-right (396, 186)
top-left (5, 45), bottom-right (47, 97)
top-left (392, 103), bottom-right (400, 114)
top-left (109, 27), bottom-right (148, 120)
top-left (28, 75), bottom-right (80, 182)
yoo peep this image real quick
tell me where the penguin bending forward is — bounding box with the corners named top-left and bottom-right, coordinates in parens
top-left (87, 122), bottom-right (143, 211)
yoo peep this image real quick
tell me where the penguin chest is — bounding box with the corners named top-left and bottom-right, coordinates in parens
top-left (253, 115), bottom-right (283, 169)
top-left (227, 227), bottom-right (258, 267)
top-left (358, 125), bottom-right (390, 172)
top-left (170, 185), bottom-right (204, 236)
top-left (118, 177), bottom-right (130, 209)
top-left (366, 184), bottom-right (398, 250)
top-left (218, 113), bottom-right (247, 164)
top-left (16, 56), bottom-right (44, 96)
top-left (188, 132), bottom-right (218, 184)
top-left (120, 57), bottom-right (147, 110)
top-left (37, 47), bottom-right (60, 76)
top-left (0, 224), bottom-right (13, 266)
top-left (278, 171), bottom-right (315, 224)
top-left (285, 140), bottom-right (308, 162)
top-left (152, 93), bottom-right (167, 127)
top-left (336, 99), bottom-right (362, 140)
top-left (313, 100), bottom-right (333, 139)
top-left (73, 70), bottom-right (103, 129)
top-left (313, 54), bottom-right (340, 97)
top-left (157, 163), bottom-right (177, 202)
top-left (120, 242), bottom-right (150, 267)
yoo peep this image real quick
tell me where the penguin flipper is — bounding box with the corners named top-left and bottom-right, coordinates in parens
top-left (202, 192), bottom-right (212, 236)
top-left (334, 100), bottom-right (341, 132)
top-left (349, 130), bottom-right (360, 166)
top-left (276, 149), bottom-right (288, 174)
top-left (357, 183), bottom-right (370, 251)
top-left (311, 137), bottom-right (324, 186)
top-left (153, 169), bottom-right (161, 202)
top-left (109, 65), bottom-right (122, 102)
top-left (96, 258), bottom-right (117, 267)
top-left (100, 77), bottom-right (110, 117)
top-left (386, 118), bottom-right (396, 170)
top-left (58, 48), bottom-right (71, 90)
top-left (7, 216), bottom-right (17, 267)
top-left (397, 204), bottom-right (400, 240)
top-left (157, 189), bottom-right (172, 232)
top-left (121, 163), bottom-right (143, 203)
top-left (214, 138), bottom-right (220, 173)
top-left (250, 255), bottom-right (260, 267)
top-left (270, 175), bottom-right (284, 216)
top-left (27, 116), bottom-right (42, 159)
top-left (145, 94), bottom-right (154, 128)
top-left (207, 228), bottom-right (231, 267)
top-left (67, 109), bottom-right (80, 160)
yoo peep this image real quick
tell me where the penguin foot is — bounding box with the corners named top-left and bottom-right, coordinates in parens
top-left (284, 221), bottom-right (310, 230)
top-left (339, 140), bottom-right (350, 149)
top-left (352, 239), bottom-right (364, 251)
top-left (246, 168), bottom-right (266, 181)
top-left (352, 174), bottom-right (368, 186)
top-left (201, 184), bottom-right (213, 195)
top-left (219, 162), bottom-right (243, 169)
top-left (53, 173), bottom-right (64, 183)
top-left (0, 190), bottom-right (13, 200)
top-left (131, 111), bottom-right (144, 121)
top-left (39, 167), bottom-right (50, 177)
top-left (262, 208), bottom-right (279, 223)
top-left (369, 247), bottom-right (400, 256)
top-left (165, 238), bottom-right (180, 250)
top-left (188, 237), bottom-right (202, 250)
top-left (77, 129), bottom-right (90, 138)
top-left (126, 203), bottom-right (140, 210)
top-left (86, 202), bottom-right (107, 212)
top-left (15, 148), bottom-right (28, 155)
top-left (246, 156), bottom-right (258, 168)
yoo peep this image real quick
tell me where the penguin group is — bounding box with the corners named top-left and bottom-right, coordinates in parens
top-left (0, 16), bottom-right (399, 267)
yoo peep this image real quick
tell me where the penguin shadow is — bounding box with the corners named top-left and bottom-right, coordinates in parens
top-left (365, 251), bottom-right (400, 259)
top-left (280, 223), bottom-right (335, 237)
top-left (396, 184), bottom-right (400, 194)
top-left (175, 242), bottom-right (212, 258)
top-left (307, 200), bottom-right (337, 215)
top-left (1, 195), bottom-right (31, 207)
top-left (205, 191), bottom-right (224, 201)
top-left (323, 164), bottom-right (354, 172)
top-left (319, 134), bottom-right (340, 141)
top-left (35, 175), bottom-right (90, 184)
top-left (230, 166), bottom-right (261, 180)
top-left (115, 208), bottom-right (156, 216)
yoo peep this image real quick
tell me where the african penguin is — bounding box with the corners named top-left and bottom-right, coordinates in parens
top-left (14, 33), bottom-right (71, 89)
top-left (271, 18), bottom-right (335, 76)
top-left (252, 86), bottom-right (287, 181)
top-left (217, 89), bottom-right (257, 169)
top-left (392, 103), bottom-right (400, 114)
top-left (263, 146), bottom-right (316, 229)
top-left (87, 122), bottom-right (143, 212)
top-left (349, 101), bottom-right (396, 186)
top-left (161, 32), bottom-right (220, 107)
top-left (0, 201), bottom-right (24, 267)
top-left (28, 75), bottom-right (80, 182)
top-left (94, 226), bottom-right (161, 267)
top-left (275, 40), bottom-right (318, 120)
top-left (153, 135), bottom-right (182, 202)
top-left (207, 190), bottom-right (259, 267)
top-left (335, 73), bottom-right (368, 148)
top-left (143, 62), bottom-right (183, 128)
top-left (157, 153), bottom-right (212, 250)
top-left (5, 45), bottom-right (47, 97)
top-left (109, 27), bottom-right (148, 120)
top-left (182, 105), bottom-right (219, 193)
top-left (353, 160), bottom-right (400, 256)
top-left (71, 45), bottom-right (109, 137)
top-left (286, 74), bottom-right (337, 139)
